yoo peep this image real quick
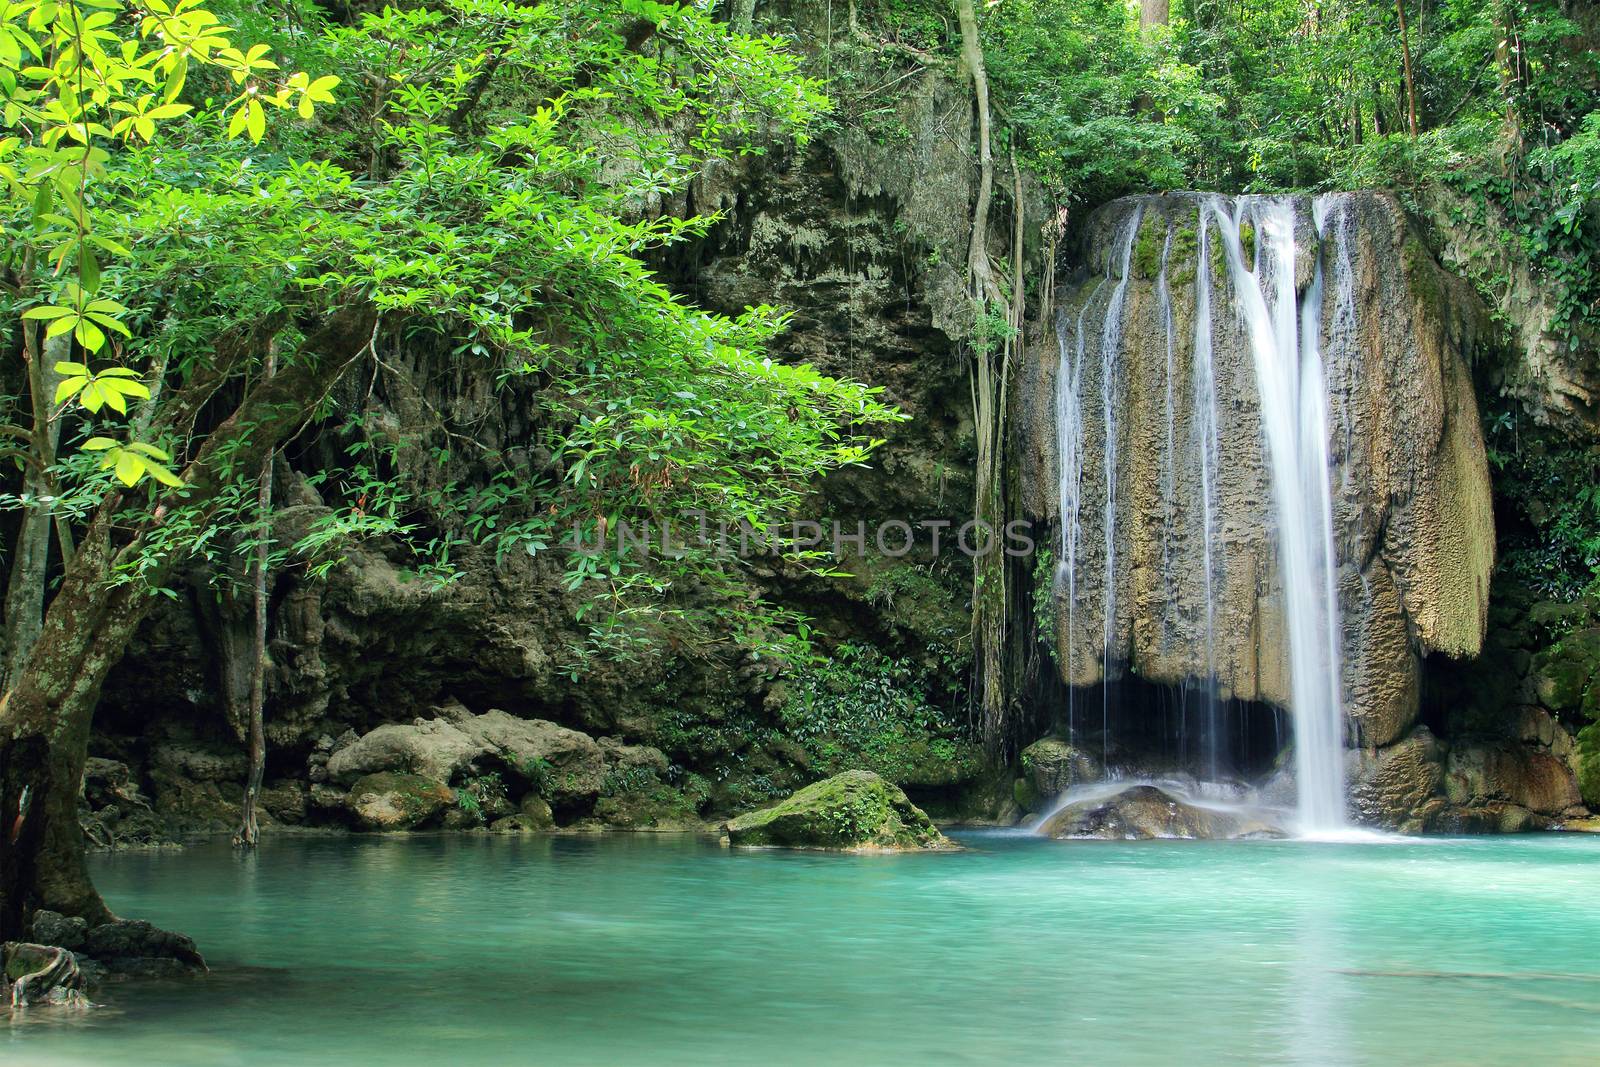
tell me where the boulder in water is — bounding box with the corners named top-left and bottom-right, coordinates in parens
top-left (346, 772), bottom-right (454, 830)
top-left (1017, 739), bottom-right (1101, 811)
top-left (724, 770), bottom-right (952, 851)
top-left (1037, 784), bottom-right (1284, 840)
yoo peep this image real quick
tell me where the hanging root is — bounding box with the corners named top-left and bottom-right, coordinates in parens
top-left (3, 942), bottom-right (89, 1010)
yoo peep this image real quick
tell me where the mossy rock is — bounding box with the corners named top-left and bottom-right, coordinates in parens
top-left (724, 770), bottom-right (952, 851)
top-left (1530, 627), bottom-right (1600, 713)
top-left (487, 813), bottom-right (549, 834)
top-left (1578, 722), bottom-right (1600, 809)
top-left (1132, 214), bottom-right (1167, 280)
top-left (1168, 223), bottom-right (1199, 287)
top-left (593, 786), bottom-right (700, 830)
top-left (1013, 776), bottom-right (1040, 813)
top-left (346, 772), bottom-right (454, 831)
top-left (1019, 738), bottom-right (1101, 808)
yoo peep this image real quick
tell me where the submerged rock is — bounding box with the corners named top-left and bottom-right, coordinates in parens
top-left (1037, 784), bottom-right (1284, 840)
top-left (724, 770), bottom-right (952, 851)
top-left (80, 919), bottom-right (206, 977)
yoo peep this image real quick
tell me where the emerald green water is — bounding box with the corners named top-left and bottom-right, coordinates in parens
top-left (7, 831), bottom-right (1599, 1065)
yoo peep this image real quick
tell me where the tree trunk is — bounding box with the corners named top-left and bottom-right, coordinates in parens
top-left (1141, 0), bottom-right (1170, 32)
top-left (1, 333), bottom-right (68, 689)
top-left (956, 0), bottom-right (1001, 308)
top-left (1, 521), bottom-right (150, 938)
top-left (1396, 0), bottom-right (1419, 138)
top-left (235, 350), bottom-right (277, 850)
top-left (0, 305), bottom-right (375, 941)
top-left (956, 0), bottom-right (1016, 754)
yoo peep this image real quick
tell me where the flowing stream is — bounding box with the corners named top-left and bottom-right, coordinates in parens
top-left (9, 833), bottom-right (1600, 1067)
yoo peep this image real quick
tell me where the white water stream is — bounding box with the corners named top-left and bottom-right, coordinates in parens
top-left (1053, 195), bottom-right (1351, 834)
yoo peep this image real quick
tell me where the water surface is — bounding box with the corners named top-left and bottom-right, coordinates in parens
top-left (7, 831), bottom-right (1599, 1065)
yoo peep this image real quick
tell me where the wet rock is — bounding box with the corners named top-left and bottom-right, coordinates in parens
top-left (1018, 738), bottom-right (1101, 810)
top-left (1037, 784), bottom-right (1284, 840)
top-left (487, 814), bottom-right (548, 833)
top-left (27, 912), bottom-right (87, 952)
top-left (724, 770), bottom-right (951, 851)
top-left (1347, 726), bottom-right (1447, 832)
top-left (3, 943), bottom-right (88, 1007)
top-left (345, 772), bottom-right (454, 831)
top-left (1444, 742), bottom-right (1582, 816)
top-left (516, 794), bottom-right (555, 828)
top-left (1435, 802), bottom-right (1552, 834)
top-left (593, 787), bottom-right (699, 830)
top-left (82, 919), bottom-right (205, 975)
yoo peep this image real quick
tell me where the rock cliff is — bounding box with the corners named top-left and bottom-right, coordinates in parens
top-left (1016, 191), bottom-right (1495, 754)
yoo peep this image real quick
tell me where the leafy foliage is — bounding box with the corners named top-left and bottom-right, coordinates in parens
top-left (777, 642), bottom-right (977, 783)
top-left (1, 0), bottom-right (902, 684)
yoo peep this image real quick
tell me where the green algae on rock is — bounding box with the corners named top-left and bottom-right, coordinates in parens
top-left (723, 770), bottom-right (952, 851)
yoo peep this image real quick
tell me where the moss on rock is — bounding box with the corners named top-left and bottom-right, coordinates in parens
top-left (346, 772), bottom-right (454, 831)
top-left (724, 770), bottom-right (952, 851)
top-left (1132, 215), bottom-right (1167, 280)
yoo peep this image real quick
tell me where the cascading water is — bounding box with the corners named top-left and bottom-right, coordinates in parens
top-left (1098, 209), bottom-right (1141, 761)
top-left (1191, 211), bottom-right (1224, 783)
top-left (1046, 194), bottom-right (1353, 834)
top-left (1026, 190), bottom-right (1497, 836)
top-left (1053, 287), bottom-right (1100, 747)
top-left (1204, 196), bottom-right (1347, 834)
top-left (1054, 210), bottom-right (1141, 762)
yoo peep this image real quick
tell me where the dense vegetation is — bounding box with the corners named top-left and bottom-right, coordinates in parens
top-left (1, 0), bottom-right (1597, 952)
top-left (0, 0), bottom-right (897, 938)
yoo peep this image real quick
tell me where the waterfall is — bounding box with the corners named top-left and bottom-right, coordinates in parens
top-left (1192, 212), bottom-right (1223, 783)
top-left (1205, 196), bottom-right (1347, 833)
top-left (1053, 292), bottom-right (1097, 746)
top-left (1054, 210), bottom-right (1139, 760)
top-left (1030, 190), bottom-right (1496, 835)
top-left (1098, 209), bottom-right (1141, 761)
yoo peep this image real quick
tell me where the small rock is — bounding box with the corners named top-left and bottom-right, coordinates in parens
top-left (1019, 738), bottom-right (1101, 810)
top-left (518, 795), bottom-right (554, 828)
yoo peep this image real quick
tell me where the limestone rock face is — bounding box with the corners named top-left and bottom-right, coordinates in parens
top-left (1016, 191), bottom-right (1495, 749)
top-left (1347, 726), bottom-right (1448, 832)
top-left (326, 704), bottom-right (606, 804)
top-left (724, 770), bottom-right (951, 851)
top-left (1037, 785), bottom-right (1283, 840)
